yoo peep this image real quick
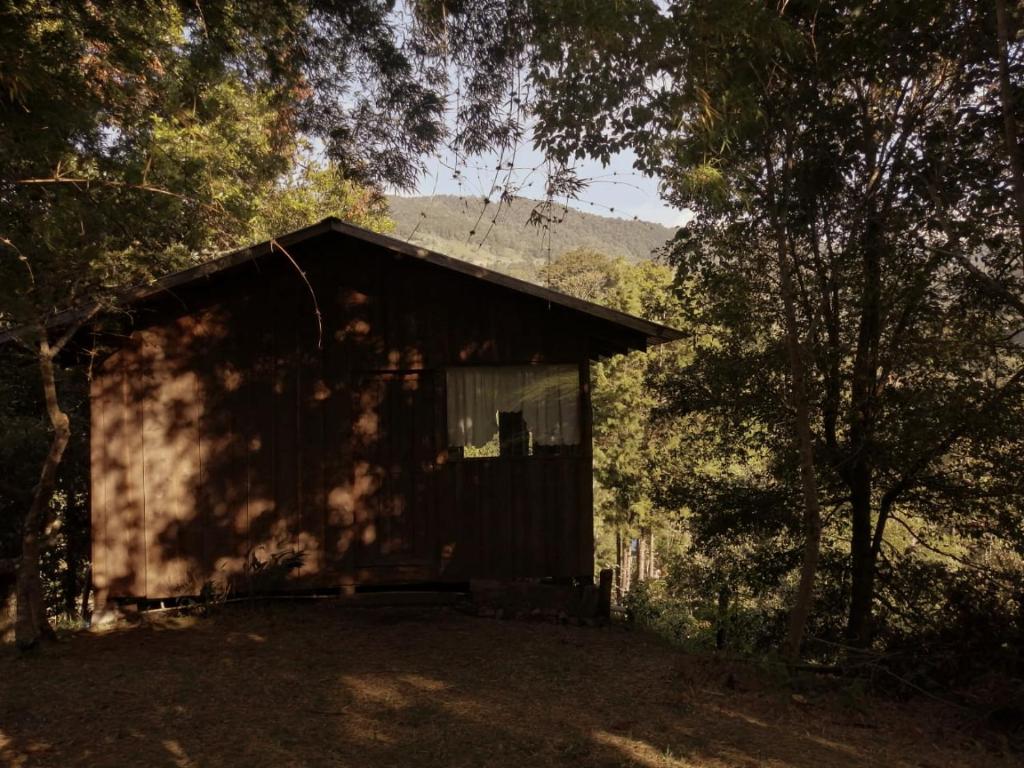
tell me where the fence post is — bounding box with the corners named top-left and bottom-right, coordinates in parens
top-left (598, 568), bottom-right (613, 619)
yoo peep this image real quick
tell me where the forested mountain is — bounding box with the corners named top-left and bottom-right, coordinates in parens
top-left (387, 194), bottom-right (677, 279)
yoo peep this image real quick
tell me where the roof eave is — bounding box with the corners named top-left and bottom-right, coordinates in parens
top-left (1, 216), bottom-right (686, 354)
top-left (323, 218), bottom-right (685, 351)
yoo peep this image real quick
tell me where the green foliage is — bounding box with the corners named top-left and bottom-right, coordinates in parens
top-left (0, 348), bottom-right (90, 619)
top-left (0, 1), bottom-right (507, 639)
top-left (540, 249), bottom-right (689, 558)
top-left (0, 0), bottom-right (515, 332)
top-left (507, 0), bottom-right (1024, 701)
top-left (624, 580), bottom-right (698, 642)
top-left (0, 355), bottom-right (47, 560)
top-left (538, 249), bottom-right (619, 303)
top-left (250, 160), bottom-right (395, 242)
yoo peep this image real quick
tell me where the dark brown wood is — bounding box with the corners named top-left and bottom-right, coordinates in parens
top-left (598, 568), bottom-right (613, 618)
top-left (88, 373), bottom-right (108, 605)
top-left (83, 227), bottom-right (672, 599)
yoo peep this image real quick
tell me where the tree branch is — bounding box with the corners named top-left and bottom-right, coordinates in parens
top-left (50, 306), bottom-right (100, 356)
top-left (887, 512), bottom-right (1018, 590)
top-left (14, 177), bottom-right (226, 216)
top-left (871, 363), bottom-right (1024, 556)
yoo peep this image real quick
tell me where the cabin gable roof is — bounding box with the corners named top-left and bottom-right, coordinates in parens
top-left (2, 217), bottom-right (684, 355)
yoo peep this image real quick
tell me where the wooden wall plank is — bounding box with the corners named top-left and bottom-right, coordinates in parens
top-left (104, 347), bottom-right (147, 598)
top-left (100, 359), bottom-right (129, 597)
top-left (526, 457), bottom-right (545, 576)
top-left (88, 367), bottom-right (109, 599)
top-left (578, 360), bottom-right (595, 578)
top-left (323, 370), bottom-right (354, 579)
top-left (273, 284), bottom-right (301, 567)
top-left (92, 235), bottom-right (609, 596)
top-left (197, 305), bottom-right (250, 592)
top-left (297, 326), bottom-right (326, 579)
top-left (238, 292), bottom-right (277, 590)
top-left (140, 323), bottom-right (203, 597)
top-left (413, 372), bottom-right (436, 564)
top-left (176, 317), bottom-right (206, 593)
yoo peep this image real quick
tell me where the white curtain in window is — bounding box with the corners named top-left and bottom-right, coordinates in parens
top-left (446, 365), bottom-right (581, 447)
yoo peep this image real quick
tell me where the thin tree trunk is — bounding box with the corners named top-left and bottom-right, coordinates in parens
top-left (63, 524), bottom-right (79, 619)
top-left (765, 144), bottom-right (824, 663)
top-left (80, 564), bottom-right (92, 625)
top-left (715, 585), bottom-right (731, 650)
top-left (636, 528), bottom-right (648, 585)
top-left (15, 334), bottom-right (71, 649)
top-left (621, 536), bottom-right (633, 594)
top-left (778, 241), bottom-right (824, 662)
top-left (647, 528), bottom-right (655, 579)
top-left (615, 529), bottom-right (624, 602)
top-left (996, 0), bottom-right (1024, 249)
top-left (0, 559), bottom-right (16, 643)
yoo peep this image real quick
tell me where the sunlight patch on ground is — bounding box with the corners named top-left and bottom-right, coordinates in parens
top-left (593, 730), bottom-right (701, 767)
top-left (800, 732), bottom-right (864, 758)
top-left (340, 674), bottom-right (411, 708)
top-left (398, 673), bottom-right (449, 692)
top-left (162, 739), bottom-right (198, 768)
top-left (708, 703), bottom-right (771, 729)
top-left (0, 729), bottom-right (28, 768)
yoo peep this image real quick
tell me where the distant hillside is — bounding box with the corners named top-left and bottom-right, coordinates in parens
top-left (387, 195), bottom-right (677, 280)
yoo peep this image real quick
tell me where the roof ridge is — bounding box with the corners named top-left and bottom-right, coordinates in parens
top-left (0, 217), bottom-right (684, 349)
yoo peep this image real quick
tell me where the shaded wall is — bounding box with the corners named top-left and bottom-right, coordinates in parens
top-left (90, 234), bottom-right (600, 600)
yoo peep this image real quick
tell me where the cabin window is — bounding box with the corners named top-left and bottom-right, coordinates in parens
top-left (446, 365), bottom-right (581, 458)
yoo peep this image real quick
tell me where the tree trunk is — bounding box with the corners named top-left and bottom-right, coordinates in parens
top-left (80, 564), bottom-right (92, 625)
top-left (845, 192), bottom-right (885, 648)
top-left (621, 535), bottom-right (633, 595)
top-left (15, 336), bottom-right (70, 649)
top-left (765, 145), bottom-right (824, 663)
top-left (846, 467), bottom-right (875, 647)
top-left (636, 528), bottom-right (648, 585)
top-left (715, 585), bottom-right (731, 651)
top-left (615, 529), bottom-right (624, 602)
top-left (0, 559), bottom-right (16, 644)
top-left (64, 528), bottom-right (79, 620)
top-left (778, 244), bottom-right (824, 662)
top-left (995, 0), bottom-right (1024, 249)
top-left (645, 528), bottom-right (655, 579)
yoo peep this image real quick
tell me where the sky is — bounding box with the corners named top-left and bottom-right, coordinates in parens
top-left (393, 143), bottom-right (693, 229)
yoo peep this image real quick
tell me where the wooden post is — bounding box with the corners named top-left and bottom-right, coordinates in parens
top-left (620, 535), bottom-right (632, 595)
top-left (716, 585), bottom-right (731, 650)
top-left (90, 584), bottom-right (115, 628)
top-left (598, 568), bottom-right (613, 619)
top-left (1, 564), bottom-right (16, 643)
top-left (615, 530), bottom-right (623, 602)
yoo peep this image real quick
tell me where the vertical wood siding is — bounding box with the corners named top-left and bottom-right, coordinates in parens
top-left (90, 235), bottom-right (616, 598)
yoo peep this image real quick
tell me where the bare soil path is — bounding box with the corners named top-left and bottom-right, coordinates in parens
top-left (0, 605), bottom-right (1015, 767)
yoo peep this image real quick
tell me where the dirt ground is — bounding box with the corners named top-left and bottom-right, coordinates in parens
top-left (0, 604), bottom-right (1017, 767)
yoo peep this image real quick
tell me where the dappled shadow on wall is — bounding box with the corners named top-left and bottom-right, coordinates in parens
top-left (91, 258), bottom-right (441, 601)
top-left (90, 242), bottom-right (594, 603)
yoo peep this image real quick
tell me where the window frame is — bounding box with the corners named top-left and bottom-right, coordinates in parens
top-left (442, 362), bottom-right (587, 462)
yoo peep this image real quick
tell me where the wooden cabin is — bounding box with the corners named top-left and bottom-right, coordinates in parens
top-left (86, 218), bottom-right (681, 609)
